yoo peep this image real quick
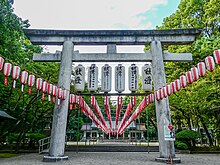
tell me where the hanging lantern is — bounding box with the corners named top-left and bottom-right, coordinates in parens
top-left (88, 64), bottom-right (98, 91)
top-left (69, 94), bottom-right (75, 110)
top-left (155, 90), bottom-right (161, 101)
top-left (205, 56), bottom-right (215, 71)
top-left (12, 66), bottom-right (20, 88)
top-left (3, 63), bottom-right (12, 86)
top-left (197, 62), bottom-right (206, 77)
top-left (57, 88), bottom-right (62, 105)
top-left (171, 82), bottom-right (176, 93)
top-left (52, 85), bottom-right (57, 103)
top-left (47, 83), bottom-right (53, 101)
top-left (166, 84), bottom-right (172, 96)
top-left (175, 79), bottom-right (181, 91)
top-left (128, 64), bottom-right (139, 92)
top-left (101, 64), bottom-right (112, 92)
top-left (142, 64), bottom-right (152, 92)
top-left (42, 81), bottom-right (48, 100)
top-left (62, 89), bottom-right (67, 100)
top-left (159, 88), bottom-right (164, 100)
top-left (213, 50), bottom-right (220, 64)
top-left (185, 71), bottom-right (193, 84)
top-left (28, 74), bottom-right (35, 94)
top-left (0, 57), bottom-right (4, 71)
top-left (36, 78), bottom-right (43, 90)
top-left (115, 64), bottom-right (125, 93)
top-left (191, 67), bottom-right (199, 81)
top-left (20, 71), bottom-right (28, 92)
top-left (163, 86), bottom-right (168, 98)
top-left (149, 93), bottom-right (154, 103)
top-left (74, 64), bottom-right (85, 92)
top-left (180, 75), bottom-right (187, 88)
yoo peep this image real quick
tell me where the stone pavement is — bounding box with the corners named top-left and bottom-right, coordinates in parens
top-left (0, 152), bottom-right (220, 165)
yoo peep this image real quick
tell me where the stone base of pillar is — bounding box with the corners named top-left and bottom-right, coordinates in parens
top-left (43, 155), bottom-right (68, 162)
top-left (155, 157), bottom-right (181, 164)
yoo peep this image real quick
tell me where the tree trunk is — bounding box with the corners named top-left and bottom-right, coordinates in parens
top-left (199, 115), bottom-right (213, 146)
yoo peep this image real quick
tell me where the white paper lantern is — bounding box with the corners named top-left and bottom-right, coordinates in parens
top-left (115, 64), bottom-right (125, 92)
top-left (74, 64), bottom-right (85, 92)
top-left (191, 67), bottom-right (199, 81)
top-left (205, 56), bottom-right (215, 71)
top-left (142, 64), bottom-right (152, 92)
top-left (180, 75), bottom-right (187, 88)
top-left (88, 64), bottom-right (98, 91)
top-left (101, 64), bottom-right (112, 92)
top-left (175, 79), bottom-right (181, 91)
top-left (128, 64), bottom-right (139, 92)
top-left (213, 50), bottom-right (220, 64)
top-left (197, 62), bottom-right (206, 77)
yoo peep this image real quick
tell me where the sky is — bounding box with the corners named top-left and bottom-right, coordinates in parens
top-left (13, 0), bottom-right (180, 94)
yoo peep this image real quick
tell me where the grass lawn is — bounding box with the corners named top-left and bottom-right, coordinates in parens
top-left (0, 153), bottom-right (20, 158)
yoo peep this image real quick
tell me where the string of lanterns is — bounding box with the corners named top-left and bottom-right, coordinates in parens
top-left (74, 63), bottom-right (153, 93)
top-left (0, 56), bottom-right (68, 105)
top-left (154, 49), bottom-right (220, 101)
top-left (119, 49), bottom-right (220, 135)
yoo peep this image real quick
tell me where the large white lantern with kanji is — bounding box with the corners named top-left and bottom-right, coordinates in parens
top-left (142, 64), bottom-right (152, 92)
top-left (101, 64), bottom-right (112, 92)
top-left (129, 64), bottom-right (139, 92)
top-left (88, 64), bottom-right (98, 91)
top-left (115, 64), bottom-right (125, 93)
top-left (74, 64), bottom-right (85, 92)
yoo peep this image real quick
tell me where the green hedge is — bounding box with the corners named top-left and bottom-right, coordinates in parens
top-left (175, 141), bottom-right (188, 150)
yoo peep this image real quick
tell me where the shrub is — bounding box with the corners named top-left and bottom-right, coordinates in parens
top-left (176, 130), bottom-right (201, 148)
top-left (175, 141), bottom-right (188, 150)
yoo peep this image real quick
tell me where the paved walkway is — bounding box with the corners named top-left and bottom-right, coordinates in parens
top-left (1, 152), bottom-right (220, 165)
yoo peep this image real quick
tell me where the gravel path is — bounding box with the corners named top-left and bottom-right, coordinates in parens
top-left (0, 152), bottom-right (220, 165)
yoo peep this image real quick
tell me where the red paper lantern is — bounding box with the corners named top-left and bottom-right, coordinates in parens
top-left (149, 93), bottom-right (154, 103)
top-left (20, 71), bottom-right (28, 92)
top-left (191, 67), bottom-right (199, 81)
top-left (47, 83), bottom-right (53, 101)
top-left (0, 57), bottom-right (4, 70)
top-left (163, 86), bottom-right (168, 98)
top-left (28, 74), bottom-right (35, 94)
top-left (69, 94), bottom-right (75, 110)
top-left (57, 88), bottom-right (62, 105)
top-left (52, 85), bottom-right (57, 103)
top-left (185, 71), bottom-right (193, 84)
top-left (166, 84), bottom-right (172, 96)
top-left (213, 50), bottom-right (220, 64)
top-left (36, 78), bottom-right (43, 90)
top-left (175, 79), bottom-right (181, 91)
top-left (3, 63), bottom-right (12, 86)
top-left (42, 81), bottom-right (48, 100)
top-left (171, 82), bottom-right (176, 93)
top-left (205, 56), bottom-right (215, 71)
top-left (159, 88), bottom-right (164, 100)
top-left (62, 89), bottom-right (67, 100)
top-left (180, 75), bottom-right (187, 88)
top-left (197, 62), bottom-right (206, 77)
top-left (155, 90), bottom-right (160, 101)
top-left (12, 66), bottom-right (20, 88)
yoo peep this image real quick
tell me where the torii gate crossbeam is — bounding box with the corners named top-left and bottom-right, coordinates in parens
top-left (24, 28), bottom-right (201, 163)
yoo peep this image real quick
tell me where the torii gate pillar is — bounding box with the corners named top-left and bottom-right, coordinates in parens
top-left (151, 41), bottom-right (180, 163)
top-left (43, 41), bottom-right (73, 162)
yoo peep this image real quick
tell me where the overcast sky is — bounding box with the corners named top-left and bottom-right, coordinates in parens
top-left (13, 0), bottom-right (180, 94)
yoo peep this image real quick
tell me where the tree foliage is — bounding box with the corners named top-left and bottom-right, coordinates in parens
top-left (156, 0), bottom-right (220, 146)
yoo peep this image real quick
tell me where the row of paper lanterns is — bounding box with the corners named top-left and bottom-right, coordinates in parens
top-left (0, 56), bottom-right (67, 105)
top-left (74, 63), bottom-right (152, 92)
top-left (154, 49), bottom-right (220, 101)
top-left (119, 49), bottom-right (220, 134)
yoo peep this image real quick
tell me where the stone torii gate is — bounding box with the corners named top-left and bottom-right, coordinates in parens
top-left (24, 28), bottom-right (201, 163)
